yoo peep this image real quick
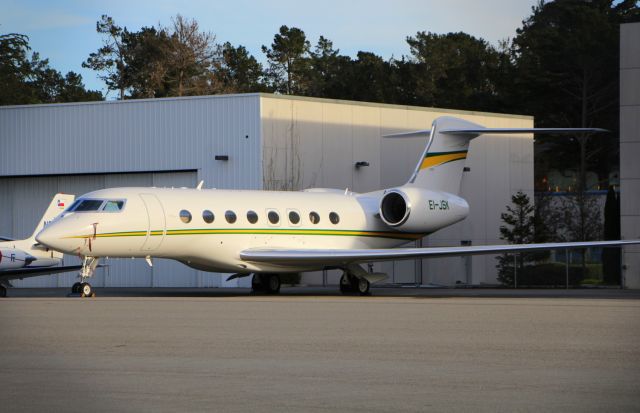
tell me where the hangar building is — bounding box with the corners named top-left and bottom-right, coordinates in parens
top-left (0, 94), bottom-right (533, 288)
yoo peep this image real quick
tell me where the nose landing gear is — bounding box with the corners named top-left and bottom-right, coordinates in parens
top-left (71, 256), bottom-right (100, 297)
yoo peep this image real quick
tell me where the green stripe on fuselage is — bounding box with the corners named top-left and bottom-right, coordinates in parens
top-left (89, 228), bottom-right (424, 241)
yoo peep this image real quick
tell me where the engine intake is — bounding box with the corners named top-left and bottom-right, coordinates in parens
top-left (378, 187), bottom-right (470, 233)
top-left (379, 190), bottom-right (410, 226)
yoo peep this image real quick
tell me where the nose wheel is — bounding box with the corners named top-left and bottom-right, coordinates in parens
top-left (71, 257), bottom-right (99, 297)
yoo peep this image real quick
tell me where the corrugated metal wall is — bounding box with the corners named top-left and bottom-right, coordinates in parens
top-left (0, 94), bottom-right (262, 189)
top-left (620, 23), bottom-right (640, 288)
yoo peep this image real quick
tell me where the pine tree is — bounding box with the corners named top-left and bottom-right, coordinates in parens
top-left (496, 191), bottom-right (536, 286)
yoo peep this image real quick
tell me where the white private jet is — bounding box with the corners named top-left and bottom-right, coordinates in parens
top-left (35, 116), bottom-right (640, 297)
top-left (0, 193), bottom-right (82, 297)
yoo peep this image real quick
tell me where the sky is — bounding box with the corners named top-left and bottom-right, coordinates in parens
top-left (1, 0), bottom-right (539, 96)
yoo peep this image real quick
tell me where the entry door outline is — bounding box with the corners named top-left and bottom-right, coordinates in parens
top-left (140, 193), bottom-right (166, 251)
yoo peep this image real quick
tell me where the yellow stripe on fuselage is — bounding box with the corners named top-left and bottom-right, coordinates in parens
top-left (420, 151), bottom-right (467, 170)
top-left (69, 228), bottom-right (424, 241)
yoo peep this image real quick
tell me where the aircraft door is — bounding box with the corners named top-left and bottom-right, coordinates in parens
top-left (140, 193), bottom-right (166, 251)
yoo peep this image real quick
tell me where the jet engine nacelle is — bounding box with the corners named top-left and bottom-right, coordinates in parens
top-left (378, 187), bottom-right (469, 233)
top-left (0, 248), bottom-right (32, 270)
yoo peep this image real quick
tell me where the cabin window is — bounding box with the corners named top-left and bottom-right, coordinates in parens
top-left (102, 200), bottom-right (125, 212)
top-left (180, 210), bottom-right (192, 223)
top-left (309, 211), bottom-right (320, 224)
top-left (225, 210), bottom-right (237, 224)
top-left (329, 212), bottom-right (340, 225)
top-left (268, 210), bottom-right (280, 224)
top-left (73, 199), bottom-right (104, 212)
top-left (247, 210), bottom-right (258, 224)
top-left (288, 210), bottom-right (300, 225)
top-left (202, 210), bottom-right (214, 223)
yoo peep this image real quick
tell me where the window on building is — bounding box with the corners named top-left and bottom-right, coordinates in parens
top-left (329, 212), bottom-right (340, 224)
top-left (225, 210), bottom-right (237, 224)
top-left (288, 210), bottom-right (300, 225)
top-left (180, 210), bottom-right (192, 223)
top-left (202, 210), bottom-right (214, 223)
top-left (309, 211), bottom-right (320, 224)
top-left (268, 210), bottom-right (280, 224)
top-left (247, 210), bottom-right (258, 224)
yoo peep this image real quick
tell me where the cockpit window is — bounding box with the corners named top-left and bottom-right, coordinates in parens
top-left (102, 200), bottom-right (125, 212)
top-left (66, 200), bottom-right (81, 212)
top-left (72, 199), bottom-right (104, 212)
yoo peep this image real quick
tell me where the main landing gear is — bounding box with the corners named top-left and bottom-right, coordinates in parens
top-left (71, 256), bottom-right (100, 297)
top-left (251, 273), bottom-right (281, 294)
top-left (340, 273), bottom-right (370, 296)
top-left (0, 285), bottom-right (7, 298)
top-left (339, 264), bottom-right (388, 296)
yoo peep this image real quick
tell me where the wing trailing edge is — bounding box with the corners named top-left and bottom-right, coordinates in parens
top-left (240, 240), bottom-right (640, 266)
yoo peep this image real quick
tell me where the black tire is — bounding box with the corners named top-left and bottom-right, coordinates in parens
top-left (0, 286), bottom-right (6, 298)
top-left (265, 274), bottom-right (281, 294)
top-left (357, 278), bottom-right (370, 296)
top-left (251, 274), bottom-right (264, 293)
top-left (80, 282), bottom-right (92, 297)
top-left (72, 282), bottom-right (82, 294)
top-left (339, 274), bottom-right (353, 294)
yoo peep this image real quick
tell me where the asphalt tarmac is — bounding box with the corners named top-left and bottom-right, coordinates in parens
top-left (1, 288), bottom-right (639, 412)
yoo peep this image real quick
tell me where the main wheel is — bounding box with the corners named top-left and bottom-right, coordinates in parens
top-left (0, 286), bottom-right (6, 298)
top-left (72, 282), bottom-right (82, 294)
top-left (339, 274), bottom-right (353, 294)
top-left (357, 278), bottom-right (370, 296)
top-left (80, 282), bottom-right (92, 297)
top-left (265, 274), bottom-right (281, 294)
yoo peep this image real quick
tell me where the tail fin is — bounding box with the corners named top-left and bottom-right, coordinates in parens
top-left (384, 116), bottom-right (607, 195)
top-left (29, 193), bottom-right (75, 240)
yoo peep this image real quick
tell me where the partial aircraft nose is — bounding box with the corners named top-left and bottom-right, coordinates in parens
top-left (36, 220), bottom-right (87, 254)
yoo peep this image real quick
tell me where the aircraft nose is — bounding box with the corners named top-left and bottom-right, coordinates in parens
top-left (36, 221), bottom-right (82, 254)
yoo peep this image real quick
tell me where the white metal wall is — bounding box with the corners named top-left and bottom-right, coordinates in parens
top-left (260, 95), bottom-right (534, 285)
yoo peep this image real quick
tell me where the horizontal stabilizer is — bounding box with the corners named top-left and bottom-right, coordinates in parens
top-left (383, 130), bottom-right (431, 138)
top-left (440, 127), bottom-right (608, 135)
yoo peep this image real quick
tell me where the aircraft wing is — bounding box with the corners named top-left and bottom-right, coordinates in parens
top-left (240, 240), bottom-right (640, 266)
top-left (0, 265), bottom-right (83, 284)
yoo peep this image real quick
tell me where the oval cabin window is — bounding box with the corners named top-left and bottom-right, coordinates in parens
top-left (225, 210), bottom-right (237, 224)
top-left (268, 211), bottom-right (280, 224)
top-left (289, 211), bottom-right (300, 225)
top-left (202, 210), bottom-right (214, 223)
top-left (180, 210), bottom-right (192, 223)
top-left (329, 212), bottom-right (340, 225)
top-left (247, 210), bottom-right (258, 224)
top-left (309, 212), bottom-right (320, 224)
